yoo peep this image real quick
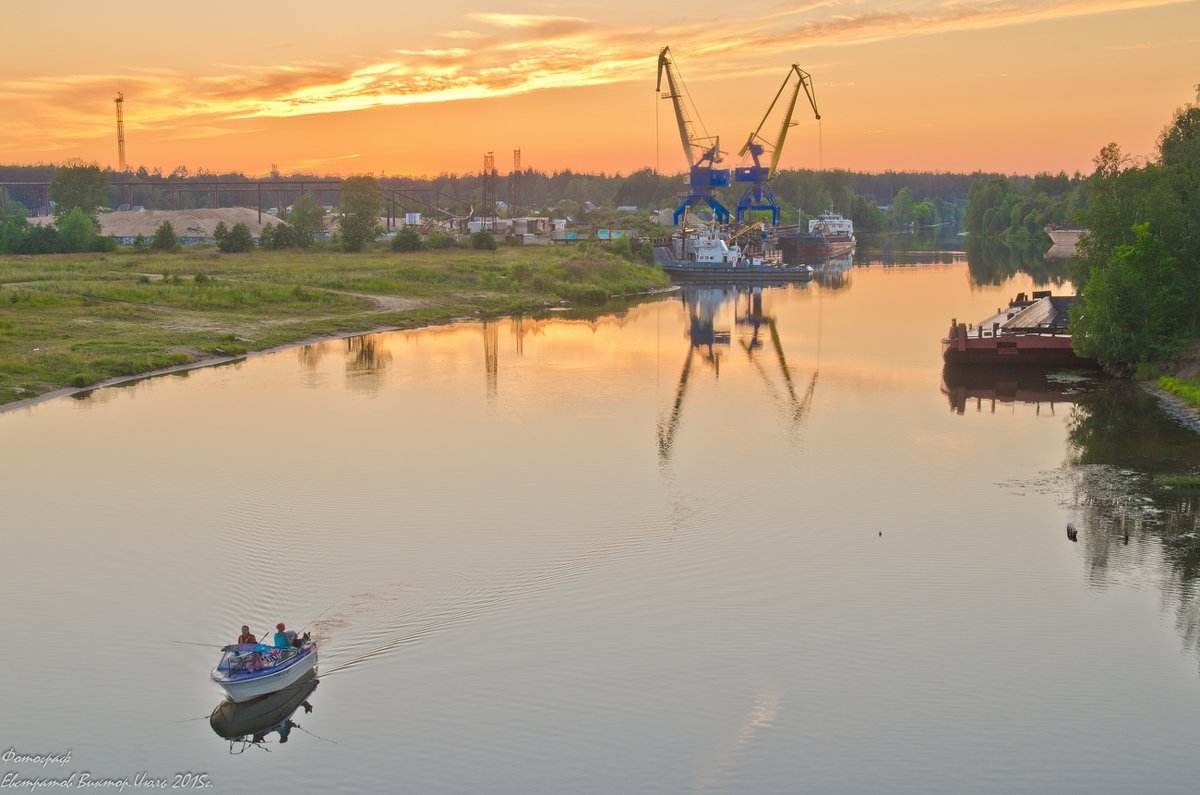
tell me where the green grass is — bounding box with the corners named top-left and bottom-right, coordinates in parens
top-left (0, 245), bottom-right (668, 404)
top-left (1153, 473), bottom-right (1200, 488)
top-left (1159, 375), bottom-right (1200, 408)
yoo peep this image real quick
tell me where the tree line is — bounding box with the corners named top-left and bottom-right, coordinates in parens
top-left (1067, 88), bottom-right (1200, 373)
top-left (2, 160), bottom-right (1001, 231)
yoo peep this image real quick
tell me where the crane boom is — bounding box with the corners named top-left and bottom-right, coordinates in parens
top-left (656, 46), bottom-right (731, 225)
top-left (734, 65), bottom-right (820, 225)
top-left (738, 65), bottom-right (819, 179)
top-left (657, 47), bottom-right (698, 167)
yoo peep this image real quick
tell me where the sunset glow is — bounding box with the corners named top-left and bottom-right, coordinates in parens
top-left (2, 0), bottom-right (1196, 176)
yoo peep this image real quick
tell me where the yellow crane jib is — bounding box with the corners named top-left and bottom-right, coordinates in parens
top-left (735, 64), bottom-right (820, 225)
top-left (656, 46), bottom-right (732, 225)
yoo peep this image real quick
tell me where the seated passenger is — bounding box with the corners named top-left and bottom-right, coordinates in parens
top-left (273, 623), bottom-right (291, 649)
top-left (237, 625), bottom-right (257, 645)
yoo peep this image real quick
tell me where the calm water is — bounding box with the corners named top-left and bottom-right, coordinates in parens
top-left (3, 250), bottom-right (1200, 794)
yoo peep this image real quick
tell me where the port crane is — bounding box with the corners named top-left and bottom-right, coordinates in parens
top-left (734, 65), bottom-right (820, 226)
top-left (657, 46), bottom-right (732, 226)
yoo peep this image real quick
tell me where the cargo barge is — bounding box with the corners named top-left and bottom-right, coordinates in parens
top-left (942, 292), bottom-right (1091, 366)
top-left (776, 209), bottom-right (856, 262)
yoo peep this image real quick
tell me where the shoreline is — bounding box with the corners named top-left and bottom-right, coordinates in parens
top-left (0, 323), bottom-right (400, 415)
top-left (1142, 384), bottom-right (1200, 435)
top-left (0, 284), bottom-right (680, 416)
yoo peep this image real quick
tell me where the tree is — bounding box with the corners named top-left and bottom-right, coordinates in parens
top-left (0, 215), bottom-right (29, 253)
top-left (215, 221), bottom-right (253, 253)
top-left (888, 187), bottom-right (915, 229)
top-left (287, 194), bottom-right (325, 246)
top-left (49, 161), bottom-right (109, 224)
top-left (57, 207), bottom-right (97, 252)
top-left (338, 176), bottom-right (382, 252)
top-left (391, 227), bottom-right (422, 251)
top-left (1070, 224), bottom-right (1185, 372)
top-left (151, 221), bottom-right (180, 252)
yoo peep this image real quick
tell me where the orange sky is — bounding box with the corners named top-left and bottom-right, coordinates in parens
top-left (1, 0), bottom-right (1196, 177)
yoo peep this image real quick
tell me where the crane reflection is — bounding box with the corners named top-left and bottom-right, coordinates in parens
top-left (658, 283), bottom-right (818, 463)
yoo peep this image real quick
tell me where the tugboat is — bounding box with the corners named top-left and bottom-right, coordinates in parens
top-left (654, 225), bottom-right (813, 282)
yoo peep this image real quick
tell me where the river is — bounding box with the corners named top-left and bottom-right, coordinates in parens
top-left (2, 242), bottom-right (1199, 794)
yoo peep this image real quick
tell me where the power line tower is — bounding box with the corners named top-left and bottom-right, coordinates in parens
top-left (482, 152), bottom-right (496, 232)
top-left (114, 92), bottom-right (127, 172)
top-left (509, 148), bottom-right (521, 218)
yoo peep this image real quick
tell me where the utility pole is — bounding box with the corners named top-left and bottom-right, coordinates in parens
top-left (509, 148), bottom-right (521, 218)
top-left (114, 93), bottom-right (127, 172)
top-left (482, 152), bottom-right (496, 232)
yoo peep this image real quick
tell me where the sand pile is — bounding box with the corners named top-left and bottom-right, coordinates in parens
top-left (33, 208), bottom-right (290, 237)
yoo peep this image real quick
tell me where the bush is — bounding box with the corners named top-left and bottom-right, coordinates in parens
top-left (391, 227), bottom-right (422, 252)
top-left (469, 230), bottom-right (499, 250)
top-left (150, 221), bottom-right (180, 252)
top-left (131, 234), bottom-right (147, 252)
top-left (58, 207), bottom-right (97, 252)
top-left (260, 222), bottom-right (302, 249)
top-left (215, 222), bottom-right (254, 253)
top-left (423, 230), bottom-right (455, 249)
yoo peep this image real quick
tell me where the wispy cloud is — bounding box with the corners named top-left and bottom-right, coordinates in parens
top-left (0, 0), bottom-right (1188, 154)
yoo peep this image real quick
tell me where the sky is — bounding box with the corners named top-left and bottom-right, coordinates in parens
top-left (1, 0), bottom-right (1196, 177)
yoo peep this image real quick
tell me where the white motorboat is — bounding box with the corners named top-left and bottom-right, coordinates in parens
top-left (210, 639), bottom-right (318, 703)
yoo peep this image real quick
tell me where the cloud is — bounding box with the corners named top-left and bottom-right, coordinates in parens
top-left (0, 0), bottom-right (1189, 153)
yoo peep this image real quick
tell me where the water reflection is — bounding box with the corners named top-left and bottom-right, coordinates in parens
top-left (965, 235), bottom-right (1071, 288)
top-left (1064, 383), bottom-right (1200, 669)
top-left (941, 366), bottom-right (1100, 415)
top-left (658, 284), bottom-right (818, 462)
top-left (857, 227), bottom-right (964, 265)
top-left (209, 670), bottom-right (320, 751)
top-left (345, 335), bottom-right (392, 396)
top-left (941, 365), bottom-right (1200, 671)
top-left (811, 252), bottom-right (854, 290)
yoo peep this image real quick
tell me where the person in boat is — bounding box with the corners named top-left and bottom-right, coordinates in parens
top-left (273, 623), bottom-right (291, 648)
top-left (237, 626), bottom-right (256, 645)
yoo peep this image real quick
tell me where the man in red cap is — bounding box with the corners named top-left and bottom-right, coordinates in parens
top-left (273, 622), bottom-right (290, 649)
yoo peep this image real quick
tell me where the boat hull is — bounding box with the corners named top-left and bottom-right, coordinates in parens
top-left (211, 645), bottom-right (318, 703)
top-left (941, 335), bottom-right (1085, 366)
top-left (660, 263), bottom-right (813, 282)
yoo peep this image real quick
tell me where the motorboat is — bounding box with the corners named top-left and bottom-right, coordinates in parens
top-left (210, 637), bottom-right (317, 703)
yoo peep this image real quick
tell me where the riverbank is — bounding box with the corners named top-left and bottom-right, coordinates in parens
top-left (0, 245), bottom-right (669, 407)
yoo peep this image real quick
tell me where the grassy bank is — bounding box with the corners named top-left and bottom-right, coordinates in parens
top-left (1159, 375), bottom-right (1200, 409)
top-left (0, 244), bottom-right (669, 405)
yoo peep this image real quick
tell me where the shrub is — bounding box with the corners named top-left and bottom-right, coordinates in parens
top-left (58, 207), bottom-right (97, 252)
top-left (150, 221), bottom-right (180, 252)
top-left (260, 221), bottom-right (302, 249)
top-left (216, 222), bottom-right (254, 253)
top-left (470, 230), bottom-right (499, 250)
top-left (424, 230), bottom-right (455, 249)
top-left (391, 227), bottom-right (422, 252)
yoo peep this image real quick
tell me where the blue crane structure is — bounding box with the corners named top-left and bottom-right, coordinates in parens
top-left (734, 65), bottom-right (820, 226)
top-left (657, 46), bottom-right (732, 225)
